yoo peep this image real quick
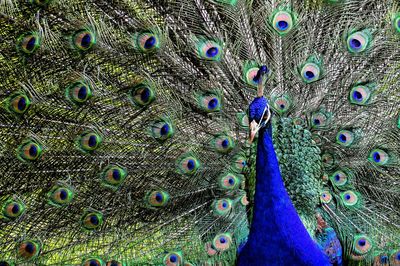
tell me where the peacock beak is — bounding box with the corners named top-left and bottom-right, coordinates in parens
top-left (249, 120), bottom-right (259, 144)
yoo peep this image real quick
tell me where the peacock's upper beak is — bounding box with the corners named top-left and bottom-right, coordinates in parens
top-left (249, 120), bottom-right (259, 144)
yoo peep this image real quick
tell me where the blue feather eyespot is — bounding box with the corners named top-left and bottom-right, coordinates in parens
top-left (349, 85), bottom-right (373, 105)
top-left (236, 112), bottom-right (249, 128)
top-left (150, 119), bottom-right (174, 141)
top-left (346, 30), bottom-right (371, 53)
top-left (7, 93), bottom-right (31, 114)
top-left (231, 154), bottom-right (247, 172)
top-left (212, 199), bottom-right (232, 216)
top-left (212, 233), bottom-right (232, 251)
top-left (2, 199), bottom-right (25, 220)
top-left (129, 83), bottom-right (155, 107)
top-left (311, 111), bottom-right (330, 128)
top-left (146, 190), bottom-right (170, 207)
top-left (47, 185), bottom-right (74, 207)
top-left (163, 252), bottom-right (182, 266)
top-left (391, 250), bottom-right (400, 264)
top-left (73, 30), bottom-right (96, 51)
top-left (243, 63), bottom-right (269, 87)
top-left (271, 95), bottom-right (292, 114)
top-left (17, 139), bottom-right (43, 162)
top-left (134, 32), bottom-right (160, 53)
top-left (81, 211), bottom-right (104, 230)
top-left (176, 154), bottom-right (200, 175)
top-left (352, 235), bottom-right (372, 255)
top-left (300, 63), bottom-right (321, 83)
top-left (320, 191), bottom-right (333, 204)
top-left (336, 130), bottom-right (355, 147)
top-left (82, 258), bottom-right (105, 266)
top-left (77, 132), bottom-right (102, 152)
top-left (218, 173), bottom-right (240, 190)
top-left (368, 149), bottom-right (390, 166)
top-left (66, 81), bottom-right (92, 104)
top-left (270, 10), bottom-right (295, 36)
top-left (321, 152), bottom-right (335, 167)
top-left (195, 38), bottom-right (223, 61)
top-left (17, 240), bottom-right (41, 261)
top-left (196, 92), bottom-right (221, 113)
top-left (394, 14), bottom-right (400, 33)
top-left (101, 165), bottom-right (127, 188)
top-left (106, 260), bottom-right (122, 266)
top-left (211, 135), bottom-right (234, 154)
top-left (340, 190), bottom-right (360, 207)
top-left (17, 32), bottom-right (40, 54)
top-left (330, 170), bottom-right (351, 187)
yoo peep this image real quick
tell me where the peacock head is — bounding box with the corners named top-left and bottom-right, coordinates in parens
top-left (248, 96), bottom-right (271, 143)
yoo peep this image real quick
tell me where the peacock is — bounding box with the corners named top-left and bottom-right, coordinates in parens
top-left (0, 0), bottom-right (399, 265)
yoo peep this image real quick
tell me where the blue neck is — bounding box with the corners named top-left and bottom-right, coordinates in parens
top-left (238, 125), bottom-right (330, 266)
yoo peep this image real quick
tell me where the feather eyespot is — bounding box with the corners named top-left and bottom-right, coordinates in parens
top-left (17, 139), bottom-right (43, 162)
top-left (66, 81), bottom-right (92, 104)
top-left (129, 83), bottom-right (155, 107)
top-left (212, 135), bottom-right (234, 154)
top-left (2, 199), bottom-right (25, 220)
top-left (47, 185), bottom-right (74, 206)
top-left (176, 154), bottom-right (200, 175)
top-left (81, 211), bottom-right (104, 230)
top-left (271, 10), bottom-right (295, 35)
top-left (320, 191), bottom-right (332, 204)
top-left (163, 252), bottom-right (182, 266)
top-left (196, 39), bottom-right (223, 61)
top-left (368, 149), bottom-right (390, 166)
top-left (17, 240), bottom-right (41, 261)
top-left (336, 130), bottom-right (354, 147)
top-left (219, 173), bottom-right (240, 190)
top-left (73, 30), bottom-right (96, 51)
top-left (352, 235), bottom-right (372, 255)
top-left (18, 32), bottom-right (40, 54)
top-left (145, 191), bottom-right (170, 207)
top-left (82, 258), bottom-right (105, 266)
top-left (101, 165), bottom-right (127, 188)
top-left (150, 119), bottom-right (174, 141)
top-left (77, 132), bottom-right (102, 152)
top-left (106, 261), bottom-right (122, 266)
top-left (134, 32), bottom-right (160, 53)
top-left (212, 233), bottom-right (232, 251)
top-left (8, 93), bottom-right (31, 114)
top-left (346, 30), bottom-right (371, 53)
top-left (212, 199), bottom-right (232, 216)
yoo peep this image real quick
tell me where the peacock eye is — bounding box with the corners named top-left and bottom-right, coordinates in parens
top-left (106, 260), bottom-right (122, 266)
top-left (212, 135), bottom-right (234, 154)
top-left (346, 31), bottom-right (371, 53)
top-left (17, 140), bottom-right (43, 162)
top-left (77, 132), bottom-right (102, 152)
top-left (272, 95), bottom-right (292, 114)
top-left (340, 190), bottom-right (360, 207)
top-left (300, 63), bottom-right (321, 83)
top-left (150, 119), bottom-right (174, 141)
top-left (271, 10), bottom-right (295, 35)
top-left (81, 211), bottom-right (103, 230)
top-left (349, 85), bottom-right (371, 105)
top-left (8, 93), bottom-right (31, 114)
top-left (18, 32), bottom-right (40, 54)
top-left (48, 186), bottom-right (74, 206)
top-left (17, 240), bottom-right (41, 261)
top-left (321, 152), bottom-right (335, 168)
top-left (311, 111), bottom-right (329, 128)
top-left (82, 258), bottom-right (104, 266)
top-left (66, 81), bottom-right (92, 104)
top-left (196, 39), bottom-right (223, 61)
top-left (330, 170), bottom-right (351, 187)
top-left (129, 83), bottom-right (155, 107)
top-left (73, 30), bottom-right (96, 51)
top-left (101, 165), bottom-right (127, 188)
top-left (368, 148), bottom-right (389, 166)
top-left (231, 155), bottom-right (247, 172)
top-left (394, 14), bottom-right (400, 33)
top-left (392, 250), bottom-right (400, 264)
top-left (320, 190), bottom-right (332, 204)
top-left (176, 154), bottom-right (200, 175)
top-left (336, 130), bottom-right (354, 147)
top-left (2, 199), bottom-right (25, 220)
top-left (236, 112), bottom-right (249, 128)
top-left (145, 190), bottom-right (170, 207)
top-left (212, 233), bottom-right (232, 251)
top-left (218, 173), bottom-right (240, 190)
top-left (212, 199), bottom-right (232, 216)
top-left (163, 252), bottom-right (182, 266)
top-left (134, 32), bottom-right (160, 53)
top-left (197, 93), bottom-right (221, 113)
top-left (352, 235), bottom-right (372, 255)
